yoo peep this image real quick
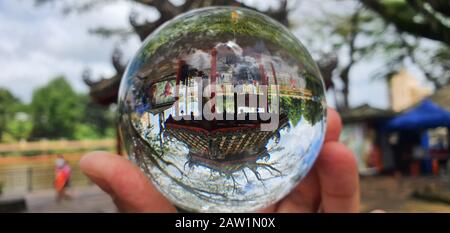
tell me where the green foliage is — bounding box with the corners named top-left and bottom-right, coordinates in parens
top-left (280, 96), bottom-right (325, 126)
top-left (278, 73), bottom-right (326, 126)
top-left (26, 76), bottom-right (116, 141)
top-left (80, 95), bottom-right (116, 137)
top-left (30, 77), bottom-right (83, 139)
top-left (302, 100), bottom-right (325, 126)
top-left (380, 0), bottom-right (417, 20)
top-left (74, 123), bottom-right (102, 140)
top-left (0, 88), bottom-right (26, 141)
top-left (2, 119), bottom-right (33, 142)
top-left (280, 97), bottom-right (303, 126)
top-left (104, 127), bottom-right (116, 138)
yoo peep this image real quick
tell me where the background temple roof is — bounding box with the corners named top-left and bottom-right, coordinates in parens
top-left (340, 104), bottom-right (396, 124)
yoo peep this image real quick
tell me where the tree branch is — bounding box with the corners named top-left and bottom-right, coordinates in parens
top-left (406, 0), bottom-right (450, 41)
top-left (129, 12), bottom-right (166, 41)
top-left (135, 0), bottom-right (181, 19)
top-left (112, 48), bottom-right (125, 73)
top-left (361, 0), bottom-right (450, 46)
top-left (426, 0), bottom-right (450, 17)
top-left (131, 0), bottom-right (290, 42)
top-left (339, 10), bottom-right (360, 111)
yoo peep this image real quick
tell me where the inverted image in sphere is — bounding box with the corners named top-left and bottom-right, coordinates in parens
top-left (118, 6), bottom-right (327, 212)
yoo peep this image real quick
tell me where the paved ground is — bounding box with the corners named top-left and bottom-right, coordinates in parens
top-left (25, 186), bottom-right (117, 213)
top-left (3, 176), bottom-right (450, 212)
top-left (360, 175), bottom-right (450, 213)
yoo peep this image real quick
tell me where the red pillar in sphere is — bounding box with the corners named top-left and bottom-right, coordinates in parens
top-left (210, 48), bottom-right (217, 114)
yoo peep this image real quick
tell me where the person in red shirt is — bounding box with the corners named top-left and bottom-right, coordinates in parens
top-left (54, 155), bottom-right (72, 203)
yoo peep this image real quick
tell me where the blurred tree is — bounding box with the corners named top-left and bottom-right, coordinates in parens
top-left (360, 0), bottom-right (450, 88)
top-left (29, 76), bottom-right (116, 140)
top-left (0, 88), bottom-right (25, 142)
top-left (312, 4), bottom-right (385, 110)
top-left (4, 119), bottom-right (33, 142)
top-left (301, 0), bottom-right (450, 110)
top-left (30, 77), bottom-right (83, 140)
top-left (79, 94), bottom-right (116, 138)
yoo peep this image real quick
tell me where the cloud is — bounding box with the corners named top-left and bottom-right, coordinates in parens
top-left (0, 0), bottom-right (142, 102)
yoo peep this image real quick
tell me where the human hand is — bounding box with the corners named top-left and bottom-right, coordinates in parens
top-left (80, 108), bottom-right (359, 213)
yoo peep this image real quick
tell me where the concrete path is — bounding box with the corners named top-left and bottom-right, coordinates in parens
top-left (25, 185), bottom-right (117, 213)
top-left (360, 176), bottom-right (450, 213)
top-left (3, 176), bottom-right (449, 213)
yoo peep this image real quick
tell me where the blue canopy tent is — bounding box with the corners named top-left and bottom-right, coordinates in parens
top-left (386, 99), bottom-right (450, 131)
top-left (385, 99), bottom-right (450, 174)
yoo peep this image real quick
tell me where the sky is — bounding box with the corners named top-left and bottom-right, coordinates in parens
top-left (0, 0), bottom-right (434, 109)
top-left (0, 0), bottom-right (141, 102)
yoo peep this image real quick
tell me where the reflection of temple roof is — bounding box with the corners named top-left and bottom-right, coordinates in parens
top-left (164, 113), bottom-right (288, 160)
top-left (187, 149), bottom-right (269, 174)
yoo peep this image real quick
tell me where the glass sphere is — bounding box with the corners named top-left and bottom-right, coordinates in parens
top-left (118, 6), bottom-right (326, 212)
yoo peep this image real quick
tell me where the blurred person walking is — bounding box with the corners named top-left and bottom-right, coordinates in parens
top-left (54, 155), bottom-right (72, 203)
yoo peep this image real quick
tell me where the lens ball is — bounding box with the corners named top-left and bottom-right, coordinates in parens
top-left (118, 6), bottom-right (327, 212)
